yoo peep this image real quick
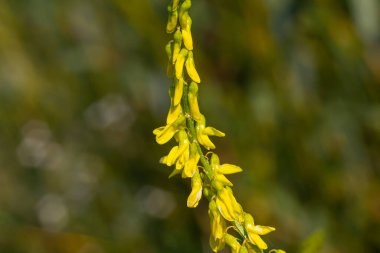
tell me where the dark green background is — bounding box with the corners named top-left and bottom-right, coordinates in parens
top-left (0, 0), bottom-right (379, 252)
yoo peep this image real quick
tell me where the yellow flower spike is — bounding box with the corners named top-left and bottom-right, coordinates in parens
top-left (182, 142), bottom-right (200, 178)
top-left (224, 234), bottom-right (241, 253)
top-left (185, 51), bottom-right (201, 83)
top-left (188, 82), bottom-right (203, 121)
top-left (175, 48), bottom-right (188, 79)
top-left (166, 5), bottom-right (178, 33)
top-left (217, 164), bottom-right (243, 174)
top-left (215, 187), bottom-right (243, 222)
top-left (172, 29), bottom-right (182, 64)
top-left (160, 146), bottom-right (179, 166)
top-left (187, 171), bottom-right (202, 208)
top-left (173, 77), bottom-right (184, 106)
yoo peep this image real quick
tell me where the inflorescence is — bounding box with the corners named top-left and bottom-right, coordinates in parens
top-left (153, 1), bottom-right (284, 252)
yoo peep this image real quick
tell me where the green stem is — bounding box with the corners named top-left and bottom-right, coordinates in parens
top-left (182, 82), bottom-right (213, 180)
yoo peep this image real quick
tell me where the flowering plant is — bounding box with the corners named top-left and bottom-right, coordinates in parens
top-left (154, 1), bottom-right (285, 252)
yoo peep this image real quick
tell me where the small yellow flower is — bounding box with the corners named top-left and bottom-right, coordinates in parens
top-left (175, 48), bottom-right (188, 79)
top-left (188, 82), bottom-right (203, 121)
top-left (196, 115), bottom-right (225, 150)
top-left (209, 199), bottom-right (226, 246)
top-left (182, 142), bottom-right (200, 178)
top-left (185, 51), bottom-right (200, 83)
top-left (172, 29), bottom-right (182, 63)
top-left (209, 153), bottom-right (243, 187)
top-left (153, 114), bottom-right (185, 144)
top-left (215, 187), bottom-right (243, 222)
top-left (244, 213), bottom-right (275, 250)
top-left (187, 170), bottom-right (202, 208)
top-left (173, 77), bottom-right (184, 106)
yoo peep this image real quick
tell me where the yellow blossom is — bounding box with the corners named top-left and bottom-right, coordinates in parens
top-left (188, 81), bottom-right (203, 121)
top-left (196, 115), bottom-right (225, 150)
top-left (215, 187), bottom-right (244, 222)
top-left (182, 142), bottom-right (200, 178)
top-left (244, 213), bottom-right (275, 250)
top-left (187, 170), bottom-right (202, 208)
top-left (185, 50), bottom-right (200, 83)
top-left (153, 114), bottom-right (185, 144)
top-left (209, 199), bottom-right (226, 251)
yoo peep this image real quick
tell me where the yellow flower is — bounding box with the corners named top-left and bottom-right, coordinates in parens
top-left (187, 170), bottom-right (202, 208)
top-left (224, 234), bottom-right (241, 253)
top-left (209, 153), bottom-right (243, 187)
top-left (175, 48), bottom-right (188, 79)
top-left (244, 213), bottom-right (275, 250)
top-left (196, 115), bottom-right (225, 150)
top-left (185, 51), bottom-right (200, 83)
top-left (215, 187), bottom-right (244, 222)
top-left (182, 142), bottom-right (200, 178)
top-left (209, 199), bottom-right (226, 252)
top-left (173, 77), bottom-right (184, 106)
top-left (188, 82), bottom-right (203, 121)
top-left (172, 29), bottom-right (182, 64)
top-left (153, 114), bottom-right (185, 145)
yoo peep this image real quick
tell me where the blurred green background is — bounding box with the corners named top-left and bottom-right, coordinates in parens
top-left (1, 0), bottom-right (380, 252)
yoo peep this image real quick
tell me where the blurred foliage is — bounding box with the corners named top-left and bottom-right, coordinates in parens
top-left (0, 0), bottom-right (379, 252)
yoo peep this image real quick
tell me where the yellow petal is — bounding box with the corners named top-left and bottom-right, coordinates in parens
top-left (188, 82), bottom-right (203, 121)
top-left (166, 104), bottom-right (181, 124)
top-left (160, 146), bottom-right (179, 166)
top-left (197, 132), bottom-right (216, 150)
top-left (185, 51), bottom-right (201, 83)
top-left (155, 124), bottom-right (177, 144)
top-left (153, 126), bottom-right (165, 135)
top-left (202, 127), bottom-right (225, 137)
top-left (187, 171), bottom-right (202, 208)
top-left (172, 29), bottom-right (182, 63)
top-left (216, 187), bottom-right (243, 221)
top-left (175, 48), bottom-right (188, 78)
top-left (214, 174), bottom-right (233, 187)
top-left (173, 77), bottom-right (184, 106)
top-left (217, 164), bottom-right (243, 174)
top-left (182, 28), bottom-right (193, 50)
top-left (248, 233), bottom-right (268, 250)
top-left (252, 225), bottom-right (276, 235)
top-left (210, 153), bottom-right (220, 169)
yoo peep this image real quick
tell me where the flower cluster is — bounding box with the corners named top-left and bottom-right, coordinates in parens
top-left (154, 1), bottom-right (285, 252)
